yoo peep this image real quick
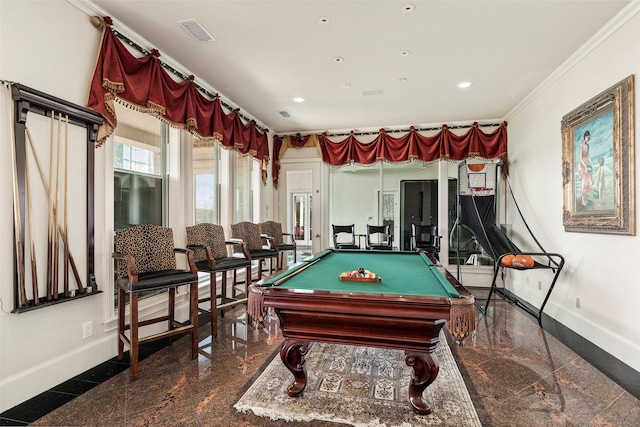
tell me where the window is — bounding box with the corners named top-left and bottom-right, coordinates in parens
top-left (292, 192), bottom-right (312, 245)
top-left (112, 119), bottom-right (167, 311)
top-left (115, 143), bottom-right (158, 174)
top-left (193, 142), bottom-right (219, 224)
top-left (114, 132), bottom-right (165, 229)
top-left (234, 153), bottom-right (259, 222)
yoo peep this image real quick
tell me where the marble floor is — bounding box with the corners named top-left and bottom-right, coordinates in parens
top-left (2, 288), bottom-right (640, 426)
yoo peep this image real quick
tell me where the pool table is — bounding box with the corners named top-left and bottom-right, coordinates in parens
top-left (258, 249), bottom-right (475, 415)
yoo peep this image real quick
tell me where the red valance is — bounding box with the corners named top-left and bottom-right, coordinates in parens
top-left (273, 123), bottom-right (508, 187)
top-left (87, 17), bottom-right (269, 177)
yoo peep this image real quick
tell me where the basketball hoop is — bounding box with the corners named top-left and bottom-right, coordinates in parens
top-left (471, 187), bottom-right (493, 196)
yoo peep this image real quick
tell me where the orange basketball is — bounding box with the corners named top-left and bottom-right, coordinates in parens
top-left (501, 254), bottom-right (515, 267)
top-left (467, 163), bottom-right (486, 172)
top-left (512, 254), bottom-right (534, 268)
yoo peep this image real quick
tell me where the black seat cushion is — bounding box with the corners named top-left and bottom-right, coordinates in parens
top-left (116, 269), bottom-right (198, 292)
top-left (336, 243), bottom-right (360, 250)
top-left (195, 257), bottom-right (251, 272)
top-left (277, 243), bottom-right (296, 251)
top-left (249, 249), bottom-right (278, 259)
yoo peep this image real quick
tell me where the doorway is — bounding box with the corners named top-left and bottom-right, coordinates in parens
top-left (400, 179), bottom-right (457, 251)
top-left (401, 180), bottom-right (436, 250)
top-left (278, 160), bottom-right (324, 257)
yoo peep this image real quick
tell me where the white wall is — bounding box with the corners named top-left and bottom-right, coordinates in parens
top-left (0, 0), bottom-right (115, 411)
top-left (504, 5), bottom-right (640, 371)
top-left (0, 0), bottom-right (276, 411)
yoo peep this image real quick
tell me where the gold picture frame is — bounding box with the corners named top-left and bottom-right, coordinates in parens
top-left (562, 75), bottom-right (635, 235)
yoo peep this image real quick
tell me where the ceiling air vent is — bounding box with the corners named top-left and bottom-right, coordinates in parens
top-left (279, 110), bottom-right (292, 118)
top-left (361, 88), bottom-right (384, 96)
top-left (177, 19), bottom-right (216, 43)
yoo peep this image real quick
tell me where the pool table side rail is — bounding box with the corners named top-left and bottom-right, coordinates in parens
top-left (262, 290), bottom-right (450, 352)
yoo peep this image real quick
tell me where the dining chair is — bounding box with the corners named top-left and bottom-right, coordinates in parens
top-left (186, 223), bottom-right (252, 337)
top-left (366, 224), bottom-right (393, 250)
top-left (231, 222), bottom-right (279, 282)
top-left (410, 223), bottom-right (442, 259)
top-left (259, 221), bottom-right (297, 270)
top-left (113, 224), bottom-right (199, 380)
top-left (332, 224), bottom-right (360, 249)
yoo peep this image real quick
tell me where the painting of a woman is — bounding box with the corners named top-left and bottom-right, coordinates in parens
top-left (578, 130), bottom-right (593, 206)
top-left (574, 110), bottom-right (614, 212)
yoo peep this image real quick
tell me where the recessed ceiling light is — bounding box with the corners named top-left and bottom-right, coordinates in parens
top-left (333, 56), bottom-right (344, 63)
top-left (293, 97), bottom-right (305, 103)
top-left (401, 4), bottom-right (416, 14)
top-left (398, 78), bottom-right (408, 84)
top-left (317, 16), bottom-right (331, 25)
top-left (342, 83), bottom-right (351, 89)
top-left (457, 81), bottom-right (472, 89)
top-left (399, 50), bottom-right (411, 57)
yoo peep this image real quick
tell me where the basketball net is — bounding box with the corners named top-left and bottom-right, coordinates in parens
top-left (470, 187), bottom-right (493, 197)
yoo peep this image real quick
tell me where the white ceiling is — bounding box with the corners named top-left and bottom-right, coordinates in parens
top-left (88, 0), bottom-right (629, 135)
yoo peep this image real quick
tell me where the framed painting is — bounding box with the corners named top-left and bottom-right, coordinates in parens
top-left (561, 75), bottom-right (635, 235)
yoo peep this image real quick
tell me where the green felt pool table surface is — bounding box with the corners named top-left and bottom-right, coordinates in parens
top-left (263, 249), bottom-right (461, 299)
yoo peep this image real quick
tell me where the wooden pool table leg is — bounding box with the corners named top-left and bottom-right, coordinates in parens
top-left (280, 338), bottom-right (310, 397)
top-left (405, 350), bottom-right (440, 415)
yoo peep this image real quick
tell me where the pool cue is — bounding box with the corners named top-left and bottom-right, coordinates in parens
top-left (8, 85), bottom-right (27, 308)
top-left (63, 115), bottom-right (69, 298)
top-left (45, 111), bottom-right (55, 301)
top-left (52, 113), bottom-right (62, 300)
top-left (25, 131), bottom-right (39, 305)
top-left (26, 127), bottom-right (84, 294)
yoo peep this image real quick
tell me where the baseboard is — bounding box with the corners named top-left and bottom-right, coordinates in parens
top-left (0, 334), bottom-right (115, 412)
top-left (495, 287), bottom-right (640, 400)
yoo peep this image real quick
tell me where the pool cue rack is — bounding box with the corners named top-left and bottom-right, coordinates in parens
top-left (7, 82), bottom-right (104, 313)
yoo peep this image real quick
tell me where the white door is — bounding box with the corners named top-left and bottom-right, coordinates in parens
top-left (277, 159), bottom-right (325, 256)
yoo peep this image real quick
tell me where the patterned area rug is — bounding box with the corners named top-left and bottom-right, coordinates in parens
top-left (235, 332), bottom-right (481, 426)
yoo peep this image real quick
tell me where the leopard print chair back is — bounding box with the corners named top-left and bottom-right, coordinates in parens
top-left (259, 221), bottom-right (284, 245)
top-left (231, 221), bottom-right (263, 252)
top-left (185, 223), bottom-right (228, 262)
top-left (114, 224), bottom-right (177, 279)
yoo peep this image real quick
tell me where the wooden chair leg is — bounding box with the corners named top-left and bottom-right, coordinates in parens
top-left (221, 270), bottom-right (228, 300)
top-left (190, 282), bottom-right (199, 359)
top-left (117, 288), bottom-right (125, 360)
top-left (129, 292), bottom-right (139, 381)
top-left (256, 260), bottom-right (263, 282)
top-left (168, 288), bottom-right (176, 344)
top-left (210, 272), bottom-right (217, 337)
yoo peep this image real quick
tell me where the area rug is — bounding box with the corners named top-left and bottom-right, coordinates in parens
top-left (234, 332), bottom-right (481, 426)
